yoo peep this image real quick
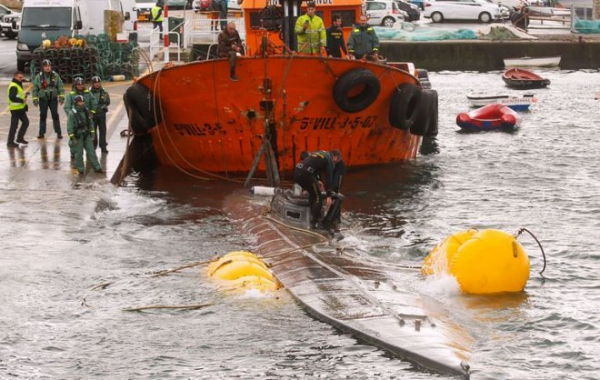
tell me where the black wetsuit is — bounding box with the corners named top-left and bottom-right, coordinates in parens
top-left (322, 160), bottom-right (346, 229)
top-left (293, 151), bottom-right (336, 226)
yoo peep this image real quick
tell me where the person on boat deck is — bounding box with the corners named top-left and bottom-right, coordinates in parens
top-left (347, 16), bottom-right (380, 61)
top-left (294, 2), bottom-right (326, 55)
top-left (217, 21), bottom-right (242, 81)
top-left (67, 95), bottom-right (103, 175)
top-left (151, 1), bottom-right (164, 40)
top-left (294, 150), bottom-right (343, 230)
top-left (326, 15), bottom-right (348, 58)
top-left (218, 0), bottom-right (228, 30)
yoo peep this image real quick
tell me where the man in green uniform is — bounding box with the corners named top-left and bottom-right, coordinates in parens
top-left (64, 77), bottom-right (98, 116)
top-left (67, 95), bottom-right (103, 175)
top-left (294, 2), bottom-right (326, 55)
top-left (32, 59), bottom-right (65, 139)
top-left (347, 15), bottom-right (380, 61)
top-left (89, 76), bottom-right (110, 153)
top-left (6, 71), bottom-right (29, 148)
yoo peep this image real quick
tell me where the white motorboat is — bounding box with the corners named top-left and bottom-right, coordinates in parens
top-left (467, 93), bottom-right (537, 111)
top-left (503, 56), bottom-right (561, 68)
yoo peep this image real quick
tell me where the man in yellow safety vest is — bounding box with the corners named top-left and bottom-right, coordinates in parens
top-left (294, 1), bottom-right (326, 55)
top-left (6, 71), bottom-right (30, 148)
top-left (151, 1), bottom-right (164, 40)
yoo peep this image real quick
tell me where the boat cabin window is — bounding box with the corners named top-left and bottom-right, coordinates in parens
top-left (248, 7), bottom-right (283, 30)
top-left (331, 10), bottom-right (356, 27)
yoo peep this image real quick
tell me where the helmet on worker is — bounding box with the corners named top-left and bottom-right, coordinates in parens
top-left (42, 59), bottom-right (52, 72)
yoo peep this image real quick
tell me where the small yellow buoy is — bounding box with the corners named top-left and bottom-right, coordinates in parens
top-left (422, 229), bottom-right (530, 294)
top-left (207, 251), bottom-right (279, 291)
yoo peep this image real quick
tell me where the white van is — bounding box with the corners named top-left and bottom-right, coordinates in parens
top-left (16, 0), bottom-right (130, 71)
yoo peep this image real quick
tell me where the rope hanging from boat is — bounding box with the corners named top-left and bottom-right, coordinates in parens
top-left (150, 65), bottom-right (249, 183)
top-left (514, 227), bottom-right (547, 276)
top-left (318, 54), bottom-right (338, 81)
top-left (113, 103), bottom-right (135, 186)
top-left (151, 67), bottom-right (212, 181)
top-left (272, 51), bottom-right (296, 110)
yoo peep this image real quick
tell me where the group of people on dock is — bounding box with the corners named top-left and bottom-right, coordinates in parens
top-left (6, 60), bottom-right (111, 175)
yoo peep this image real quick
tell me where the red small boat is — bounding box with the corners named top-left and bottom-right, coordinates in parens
top-left (456, 103), bottom-right (521, 131)
top-left (502, 68), bottom-right (550, 90)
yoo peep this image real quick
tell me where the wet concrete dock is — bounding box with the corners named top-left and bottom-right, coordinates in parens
top-left (0, 80), bottom-right (133, 186)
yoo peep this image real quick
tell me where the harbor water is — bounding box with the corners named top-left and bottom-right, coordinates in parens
top-left (1, 70), bottom-right (600, 379)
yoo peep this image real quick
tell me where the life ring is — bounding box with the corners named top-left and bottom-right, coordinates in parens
top-left (333, 68), bottom-right (381, 113)
top-left (124, 82), bottom-right (163, 134)
top-left (411, 89), bottom-right (438, 136)
top-left (389, 83), bottom-right (421, 130)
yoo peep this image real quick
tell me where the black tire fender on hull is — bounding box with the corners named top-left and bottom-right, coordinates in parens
top-left (389, 83), bottom-right (421, 131)
top-left (124, 82), bottom-right (163, 135)
top-left (411, 89), bottom-right (439, 137)
top-left (424, 89), bottom-right (439, 137)
top-left (333, 68), bottom-right (381, 113)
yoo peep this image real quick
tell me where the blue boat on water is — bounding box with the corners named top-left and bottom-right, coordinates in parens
top-left (467, 93), bottom-right (537, 111)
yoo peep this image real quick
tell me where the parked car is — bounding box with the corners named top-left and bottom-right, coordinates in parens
top-left (395, 0), bottom-right (421, 21)
top-left (423, 0), bottom-right (509, 23)
top-left (365, 0), bottom-right (409, 27)
top-left (410, 0), bottom-right (426, 10)
top-left (194, 0), bottom-right (242, 11)
top-left (165, 0), bottom-right (192, 10)
top-left (1, 11), bottom-right (20, 39)
top-left (0, 4), bottom-right (17, 37)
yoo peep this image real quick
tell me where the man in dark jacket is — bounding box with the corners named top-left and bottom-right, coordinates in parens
top-left (326, 15), bottom-right (347, 58)
top-left (217, 21), bottom-right (242, 81)
top-left (347, 15), bottom-right (380, 61)
top-left (293, 150), bottom-right (342, 230)
top-left (6, 71), bottom-right (29, 148)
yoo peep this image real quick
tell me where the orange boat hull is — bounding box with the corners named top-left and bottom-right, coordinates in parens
top-left (135, 56), bottom-right (426, 175)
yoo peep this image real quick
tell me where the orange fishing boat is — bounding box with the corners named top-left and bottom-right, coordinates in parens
top-left (124, 0), bottom-right (438, 183)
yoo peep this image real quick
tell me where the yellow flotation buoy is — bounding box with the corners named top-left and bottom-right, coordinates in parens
top-left (207, 251), bottom-right (280, 292)
top-left (422, 229), bottom-right (530, 294)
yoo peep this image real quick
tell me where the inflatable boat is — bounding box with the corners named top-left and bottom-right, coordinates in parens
top-left (456, 103), bottom-right (522, 131)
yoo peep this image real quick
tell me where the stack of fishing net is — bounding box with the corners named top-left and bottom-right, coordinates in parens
top-left (31, 35), bottom-right (100, 83)
top-left (86, 33), bottom-right (141, 80)
top-left (31, 34), bottom-right (140, 81)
